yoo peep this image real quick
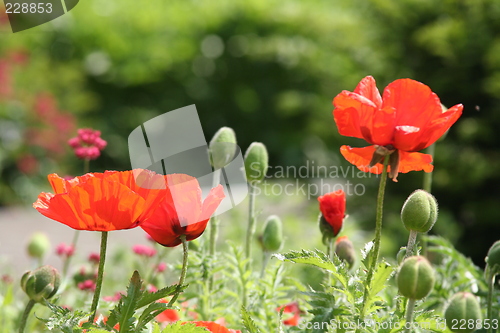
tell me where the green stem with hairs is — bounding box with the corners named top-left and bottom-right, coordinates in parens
top-left (360, 156), bottom-right (389, 319)
top-left (421, 144), bottom-right (435, 257)
top-left (18, 299), bottom-right (35, 333)
top-left (405, 230), bottom-right (419, 259)
top-left (405, 298), bottom-right (416, 333)
top-left (245, 183), bottom-right (257, 261)
top-left (168, 235), bottom-right (189, 307)
top-left (487, 274), bottom-right (495, 333)
top-left (88, 231), bottom-right (108, 323)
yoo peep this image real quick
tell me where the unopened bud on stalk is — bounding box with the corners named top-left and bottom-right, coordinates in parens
top-left (209, 127), bottom-right (237, 169)
top-left (401, 190), bottom-right (438, 233)
top-left (397, 256), bottom-right (435, 300)
top-left (244, 142), bottom-right (268, 183)
top-left (485, 240), bottom-right (500, 278)
top-left (261, 215), bottom-right (283, 252)
top-left (444, 292), bottom-right (482, 333)
top-left (21, 265), bottom-right (60, 303)
top-left (27, 232), bottom-right (50, 260)
top-left (335, 236), bottom-right (355, 269)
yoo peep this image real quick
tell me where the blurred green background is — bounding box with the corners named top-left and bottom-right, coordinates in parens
top-left (1, 0), bottom-right (500, 267)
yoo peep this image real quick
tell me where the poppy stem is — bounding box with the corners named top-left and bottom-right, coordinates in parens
top-left (421, 143), bottom-right (435, 258)
top-left (404, 298), bottom-right (416, 333)
top-left (18, 299), bottom-right (35, 333)
top-left (360, 155), bottom-right (389, 319)
top-left (487, 274), bottom-right (495, 333)
top-left (405, 230), bottom-right (419, 259)
top-left (88, 231), bottom-right (108, 323)
top-left (168, 235), bottom-right (189, 307)
top-left (245, 183), bottom-right (257, 262)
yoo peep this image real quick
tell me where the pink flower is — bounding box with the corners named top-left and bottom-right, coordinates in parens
top-left (78, 279), bottom-right (96, 291)
top-left (103, 292), bottom-right (122, 302)
top-left (132, 244), bottom-right (157, 257)
top-left (68, 128), bottom-right (107, 160)
top-left (156, 262), bottom-right (167, 273)
top-left (88, 253), bottom-right (100, 264)
top-left (56, 243), bottom-right (75, 257)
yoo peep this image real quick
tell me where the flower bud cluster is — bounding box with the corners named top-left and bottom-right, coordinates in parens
top-left (68, 128), bottom-right (107, 160)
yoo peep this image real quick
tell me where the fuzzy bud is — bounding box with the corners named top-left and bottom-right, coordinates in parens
top-left (261, 215), bottom-right (283, 252)
top-left (27, 232), bottom-right (50, 260)
top-left (397, 256), bottom-right (435, 300)
top-left (335, 236), bottom-right (355, 269)
top-left (401, 190), bottom-right (438, 233)
top-left (209, 127), bottom-right (237, 169)
top-left (486, 240), bottom-right (500, 278)
top-left (21, 265), bottom-right (60, 302)
top-left (444, 292), bottom-right (482, 333)
top-left (244, 142), bottom-right (268, 183)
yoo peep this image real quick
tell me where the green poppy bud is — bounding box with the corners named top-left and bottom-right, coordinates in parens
top-left (401, 190), bottom-right (438, 233)
top-left (486, 240), bottom-right (500, 277)
top-left (444, 292), bottom-right (482, 333)
top-left (397, 256), bottom-right (435, 300)
top-left (209, 127), bottom-right (237, 169)
top-left (397, 247), bottom-right (407, 265)
top-left (21, 265), bottom-right (61, 303)
top-left (335, 236), bottom-right (355, 269)
top-left (244, 142), bottom-right (268, 183)
top-left (261, 215), bottom-right (283, 252)
top-left (27, 232), bottom-right (50, 260)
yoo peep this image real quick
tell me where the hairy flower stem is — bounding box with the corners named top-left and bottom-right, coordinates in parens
top-left (209, 169), bottom-right (221, 258)
top-left (405, 298), bottom-right (416, 333)
top-left (168, 235), bottom-right (189, 307)
top-left (18, 299), bottom-right (35, 333)
top-left (88, 231), bottom-right (108, 323)
top-left (487, 275), bottom-right (495, 333)
top-left (245, 183), bottom-right (257, 262)
top-left (260, 252), bottom-right (270, 278)
top-left (405, 230), bottom-right (419, 259)
top-left (421, 144), bottom-right (435, 257)
top-left (360, 156), bottom-right (389, 320)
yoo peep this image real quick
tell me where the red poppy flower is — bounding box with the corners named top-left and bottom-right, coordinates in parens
top-left (318, 190), bottom-right (346, 237)
top-left (333, 76), bottom-right (463, 181)
top-left (276, 302), bottom-right (302, 326)
top-left (141, 174), bottom-right (225, 247)
top-left (33, 170), bottom-right (167, 231)
top-left (156, 299), bottom-right (180, 323)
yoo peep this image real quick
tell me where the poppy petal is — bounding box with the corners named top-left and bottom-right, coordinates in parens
top-left (333, 91), bottom-right (377, 142)
top-left (353, 75), bottom-right (382, 108)
top-left (382, 79), bottom-right (442, 132)
top-left (340, 145), bottom-right (384, 174)
top-left (35, 177), bottom-right (146, 231)
top-left (398, 151), bottom-right (434, 173)
top-left (416, 103), bottom-right (463, 150)
top-left (371, 106), bottom-right (396, 145)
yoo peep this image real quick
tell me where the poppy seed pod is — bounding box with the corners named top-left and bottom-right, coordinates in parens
top-left (244, 142), bottom-right (268, 183)
top-left (485, 240), bottom-right (500, 277)
top-left (209, 127), bottom-right (237, 169)
top-left (27, 232), bottom-right (50, 260)
top-left (444, 292), bottom-right (482, 333)
top-left (21, 265), bottom-right (60, 303)
top-left (401, 190), bottom-right (438, 233)
top-left (397, 256), bottom-right (435, 300)
top-left (335, 236), bottom-right (355, 269)
top-left (261, 215), bottom-right (283, 252)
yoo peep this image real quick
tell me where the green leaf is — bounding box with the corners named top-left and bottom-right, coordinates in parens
top-left (241, 306), bottom-right (261, 333)
top-left (40, 301), bottom-right (89, 333)
top-left (134, 302), bottom-right (167, 333)
top-left (274, 249), bottom-right (336, 272)
top-left (107, 271), bottom-right (144, 333)
top-left (364, 262), bottom-right (394, 314)
top-left (161, 322), bottom-right (209, 332)
top-left (136, 284), bottom-right (179, 309)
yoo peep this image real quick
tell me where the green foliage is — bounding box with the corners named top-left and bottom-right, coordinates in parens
top-left (241, 306), bottom-right (262, 333)
top-left (153, 322), bottom-right (208, 333)
top-left (106, 271), bottom-right (180, 333)
top-left (39, 302), bottom-right (89, 333)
